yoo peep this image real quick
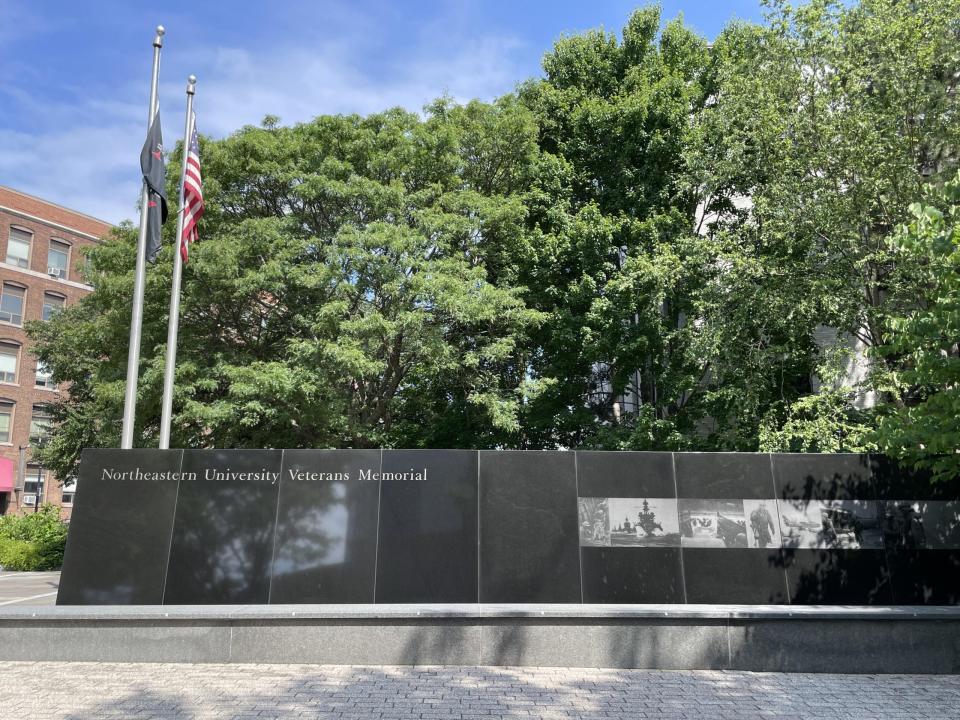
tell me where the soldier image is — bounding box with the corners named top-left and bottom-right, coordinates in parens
top-left (890, 502), bottom-right (926, 548)
top-left (908, 504), bottom-right (926, 548)
top-left (750, 502), bottom-right (776, 547)
top-left (853, 513), bottom-right (864, 546)
top-left (593, 505), bottom-right (607, 543)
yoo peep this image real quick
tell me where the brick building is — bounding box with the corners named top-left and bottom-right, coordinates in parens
top-left (0, 186), bottom-right (111, 519)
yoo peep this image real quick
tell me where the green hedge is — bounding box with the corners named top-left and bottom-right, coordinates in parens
top-left (0, 504), bottom-right (68, 571)
top-left (0, 539), bottom-right (43, 571)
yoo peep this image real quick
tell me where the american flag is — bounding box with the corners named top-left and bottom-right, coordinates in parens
top-left (180, 113), bottom-right (204, 262)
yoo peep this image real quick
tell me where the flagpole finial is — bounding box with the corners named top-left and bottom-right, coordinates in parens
top-left (187, 75), bottom-right (197, 94)
top-left (154, 25), bottom-right (165, 47)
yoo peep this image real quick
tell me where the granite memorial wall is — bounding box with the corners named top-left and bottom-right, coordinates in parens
top-left (57, 449), bottom-right (960, 605)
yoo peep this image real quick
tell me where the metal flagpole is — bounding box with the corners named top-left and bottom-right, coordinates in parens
top-left (121, 25), bottom-right (165, 449)
top-left (159, 76), bottom-right (196, 450)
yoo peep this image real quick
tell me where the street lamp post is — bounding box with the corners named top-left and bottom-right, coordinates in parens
top-left (27, 436), bottom-right (46, 513)
top-left (33, 462), bottom-right (43, 514)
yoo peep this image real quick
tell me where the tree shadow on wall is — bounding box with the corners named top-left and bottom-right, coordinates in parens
top-left (164, 480), bottom-right (280, 603)
top-left (773, 468), bottom-right (894, 606)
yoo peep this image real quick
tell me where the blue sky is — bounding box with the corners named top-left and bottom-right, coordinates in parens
top-left (0, 1), bottom-right (769, 225)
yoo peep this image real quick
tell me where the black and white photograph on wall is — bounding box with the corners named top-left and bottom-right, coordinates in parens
top-left (822, 500), bottom-right (883, 549)
top-left (780, 500), bottom-right (883, 549)
top-left (607, 498), bottom-right (681, 547)
top-left (578, 497), bottom-right (610, 546)
top-left (678, 499), bottom-right (748, 548)
top-left (883, 500), bottom-right (960, 549)
top-left (743, 500), bottom-right (782, 548)
top-left (917, 500), bottom-right (960, 549)
top-left (778, 501), bottom-right (822, 548)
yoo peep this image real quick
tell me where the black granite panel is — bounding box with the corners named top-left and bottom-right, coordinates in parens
top-left (871, 455), bottom-right (960, 500)
top-left (683, 547), bottom-right (787, 605)
top-left (375, 450), bottom-right (478, 603)
top-left (479, 451), bottom-right (581, 603)
top-left (62, 449), bottom-right (946, 608)
top-left (772, 453), bottom-right (874, 501)
top-left (576, 451), bottom-right (675, 497)
top-left (163, 450), bottom-right (282, 604)
top-left (886, 549), bottom-right (960, 605)
top-left (682, 549), bottom-right (788, 604)
top-left (57, 449), bottom-right (182, 605)
top-left (881, 500), bottom-right (960, 550)
top-left (675, 453), bottom-right (776, 499)
top-left (580, 547), bottom-right (684, 603)
top-left (270, 449), bottom-right (381, 604)
top-left (783, 549), bottom-right (893, 605)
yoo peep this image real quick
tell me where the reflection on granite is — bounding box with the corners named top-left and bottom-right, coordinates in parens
top-left (57, 449), bottom-right (182, 605)
top-left (683, 548), bottom-right (788, 604)
top-left (576, 451), bottom-right (675, 497)
top-left (56, 449), bottom-right (960, 607)
top-left (270, 449), bottom-right (381, 604)
top-left (772, 453), bottom-right (874, 501)
top-left (783, 549), bottom-right (893, 605)
top-left (163, 450), bottom-right (282, 604)
top-left (479, 451), bottom-right (580, 603)
top-left (581, 547), bottom-right (685, 603)
top-left (376, 450), bottom-right (478, 603)
top-left (675, 453), bottom-right (776, 499)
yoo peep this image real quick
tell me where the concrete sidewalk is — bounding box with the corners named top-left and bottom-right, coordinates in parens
top-left (0, 662), bottom-right (958, 719)
top-left (0, 570), bottom-right (59, 606)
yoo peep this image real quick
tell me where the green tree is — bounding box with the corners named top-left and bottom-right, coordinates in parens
top-left (687, 0), bottom-right (959, 448)
top-left (29, 101), bottom-right (544, 477)
top-left (517, 7), bottom-right (717, 449)
top-left (28, 1), bottom-right (960, 472)
top-left (874, 173), bottom-right (960, 479)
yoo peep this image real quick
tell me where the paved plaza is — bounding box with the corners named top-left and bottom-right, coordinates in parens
top-left (1, 572), bottom-right (957, 718)
top-left (0, 570), bottom-right (59, 607)
top-left (0, 661), bottom-right (958, 720)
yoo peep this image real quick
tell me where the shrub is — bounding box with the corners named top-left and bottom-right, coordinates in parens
top-left (0, 538), bottom-right (43, 571)
top-left (0, 504), bottom-right (68, 570)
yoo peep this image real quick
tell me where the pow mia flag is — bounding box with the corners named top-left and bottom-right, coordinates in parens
top-left (139, 108), bottom-right (168, 263)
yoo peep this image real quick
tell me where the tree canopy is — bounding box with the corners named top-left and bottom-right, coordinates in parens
top-left (874, 172), bottom-right (960, 480)
top-left (30, 0), bottom-right (960, 480)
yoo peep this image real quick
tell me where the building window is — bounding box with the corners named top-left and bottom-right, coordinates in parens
top-left (0, 401), bottom-right (13, 443)
top-left (61, 476), bottom-right (76, 506)
top-left (47, 240), bottom-right (70, 280)
top-left (0, 343), bottom-right (18, 384)
top-left (35, 360), bottom-right (54, 389)
top-left (24, 465), bottom-right (44, 503)
top-left (6, 228), bottom-right (32, 269)
top-left (42, 293), bottom-right (65, 322)
top-left (29, 405), bottom-right (52, 445)
top-left (0, 284), bottom-right (25, 326)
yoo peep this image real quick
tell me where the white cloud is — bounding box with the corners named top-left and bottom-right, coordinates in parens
top-left (192, 35), bottom-right (523, 136)
top-left (0, 27), bottom-right (525, 225)
top-left (0, 124), bottom-right (143, 223)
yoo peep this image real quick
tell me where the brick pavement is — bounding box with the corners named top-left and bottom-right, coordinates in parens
top-left (0, 662), bottom-right (958, 719)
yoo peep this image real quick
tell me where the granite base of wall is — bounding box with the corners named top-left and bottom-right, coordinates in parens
top-left (1, 605), bottom-right (957, 673)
